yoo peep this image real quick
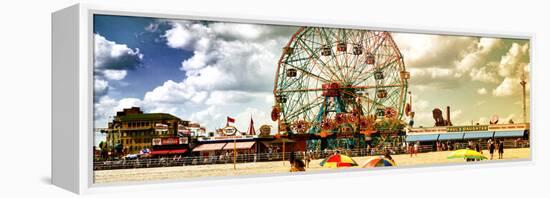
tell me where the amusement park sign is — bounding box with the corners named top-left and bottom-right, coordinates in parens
top-left (152, 137), bottom-right (188, 146)
top-left (447, 125), bottom-right (489, 132)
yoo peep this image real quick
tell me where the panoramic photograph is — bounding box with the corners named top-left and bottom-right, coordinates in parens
top-left (92, 14), bottom-right (531, 184)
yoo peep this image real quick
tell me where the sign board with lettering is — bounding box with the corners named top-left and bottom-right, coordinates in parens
top-left (152, 138), bottom-right (162, 146)
top-left (447, 125), bottom-right (489, 132)
top-left (223, 126), bottom-right (238, 135)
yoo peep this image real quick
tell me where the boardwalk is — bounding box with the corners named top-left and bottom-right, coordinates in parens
top-left (94, 148), bottom-right (530, 184)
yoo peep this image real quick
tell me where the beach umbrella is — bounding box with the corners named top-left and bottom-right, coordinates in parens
top-left (320, 154), bottom-right (358, 168)
top-left (362, 156), bottom-right (396, 168)
top-left (447, 149), bottom-right (487, 160)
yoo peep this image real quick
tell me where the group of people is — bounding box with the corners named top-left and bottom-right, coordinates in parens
top-left (486, 139), bottom-right (505, 160)
top-left (406, 141), bottom-right (420, 157)
top-left (289, 151), bottom-right (307, 172)
top-left (435, 140), bottom-right (461, 151)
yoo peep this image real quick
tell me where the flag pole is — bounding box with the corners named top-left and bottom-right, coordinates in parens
top-left (282, 140), bottom-right (285, 165)
top-left (233, 137), bottom-right (237, 170)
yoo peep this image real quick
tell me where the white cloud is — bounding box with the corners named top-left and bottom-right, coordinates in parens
top-left (188, 106), bottom-right (224, 129)
top-left (497, 43), bottom-right (529, 78)
top-left (143, 80), bottom-right (205, 104)
top-left (456, 38), bottom-right (503, 73)
top-left (94, 78), bottom-right (109, 100)
top-left (94, 34), bottom-right (143, 70)
top-left (209, 23), bottom-right (266, 41)
top-left (469, 66), bottom-right (499, 83)
top-left (492, 78), bottom-right (519, 97)
top-left (394, 33), bottom-right (476, 69)
top-left (205, 91), bottom-right (258, 105)
top-left (102, 70), bottom-right (127, 81)
top-left (477, 88), bottom-right (487, 95)
top-left (93, 34), bottom-right (143, 100)
top-left (94, 96), bottom-right (142, 125)
top-left (451, 109), bottom-right (463, 122)
top-left (491, 42), bottom-right (530, 97)
top-left (94, 21), bottom-right (294, 130)
top-left (163, 21), bottom-right (212, 51)
top-left (234, 107), bottom-right (277, 133)
top-left (396, 34), bottom-right (529, 92)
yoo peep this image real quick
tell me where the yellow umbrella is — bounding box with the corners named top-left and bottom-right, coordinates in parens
top-left (447, 149), bottom-right (487, 160)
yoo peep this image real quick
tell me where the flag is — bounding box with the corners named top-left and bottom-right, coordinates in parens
top-left (226, 116), bottom-right (235, 127)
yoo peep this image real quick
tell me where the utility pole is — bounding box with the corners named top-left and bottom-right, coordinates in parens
top-left (520, 70), bottom-right (527, 123)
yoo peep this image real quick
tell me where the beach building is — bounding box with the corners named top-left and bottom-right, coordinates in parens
top-left (102, 107), bottom-right (190, 155)
top-left (405, 123), bottom-right (529, 146)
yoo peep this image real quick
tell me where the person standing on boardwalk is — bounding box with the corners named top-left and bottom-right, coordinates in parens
top-left (498, 140), bottom-right (504, 159)
top-left (489, 140), bottom-right (495, 160)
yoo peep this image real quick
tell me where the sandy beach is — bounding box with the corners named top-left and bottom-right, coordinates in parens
top-left (94, 148), bottom-right (530, 184)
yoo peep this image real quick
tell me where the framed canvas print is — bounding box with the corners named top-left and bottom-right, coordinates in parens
top-left (52, 4), bottom-right (533, 194)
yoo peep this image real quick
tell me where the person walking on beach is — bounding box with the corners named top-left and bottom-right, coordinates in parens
top-left (475, 142), bottom-right (482, 153)
top-left (384, 150), bottom-right (395, 165)
top-left (489, 140), bottom-right (495, 160)
top-left (289, 158), bottom-right (306, 172)
top-left (498, 140), bottom-right (504, 159)
top-left (304, 152), bottom-right (311, 168)
top-left (408, 143), bottom-right (413, 157)
top-left (366, 144), bottom-right (371, 156)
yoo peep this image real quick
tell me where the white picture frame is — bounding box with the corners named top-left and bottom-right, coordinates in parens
top-left (52, 3), bottom-right (535, 194)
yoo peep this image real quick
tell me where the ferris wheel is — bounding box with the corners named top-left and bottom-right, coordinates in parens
top-left (271, 27), bottom-right (409, 135)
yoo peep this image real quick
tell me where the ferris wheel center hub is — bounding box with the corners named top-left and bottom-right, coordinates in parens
top-left (322, 83), bottom-right (342, 97)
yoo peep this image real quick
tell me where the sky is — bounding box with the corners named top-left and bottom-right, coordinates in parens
top-left (93, 14), bottom-right (530, 132)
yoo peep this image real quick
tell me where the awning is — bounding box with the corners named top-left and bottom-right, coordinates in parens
top-left (463, 131), bottom-right (494, 139)
top-left (494, 130), bottom-right (525, 138)
top-left (267, 138), bottom-right (296, 144)
top-left (169, 149), bottom-right (187, 154)
top-left (222, 142), bottom-right (256, 150)
top-left (150, 150), bottom-right (170, 155)
top-left (438, 133), bottom-right (464, 140)
top-left (150, 149), bottom-right (187, 155)
top-left (405, 134), bottom-right (439, 142)
top-left (192, 143), bottom-right (227, 152)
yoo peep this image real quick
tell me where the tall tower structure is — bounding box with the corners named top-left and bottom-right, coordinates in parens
top-left (520, 70), bottom-right (527, 123)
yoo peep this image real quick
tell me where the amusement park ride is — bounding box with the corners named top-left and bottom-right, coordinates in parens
top-left (271, 27), bottom-right (411, 150)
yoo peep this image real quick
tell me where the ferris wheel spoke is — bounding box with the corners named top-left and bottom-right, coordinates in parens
top-left (283, 96), bottom-right (324, 121)
top-left (323, 29), bottom-right (346, 81)
top-left (347, 32), bottom-right (368, 81)
top-left (282, 63), bottom-right (330, 84)
top-left (353, 58), bottom-right (399, 87)
top-left (313, 28), bottom-right (346, 82)
top-left (296, 35), bottom-right (342, 82)
top-left (278, 84), bottom-right (403, 94)
top-left (371, 32), bottom-right (388, 55)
